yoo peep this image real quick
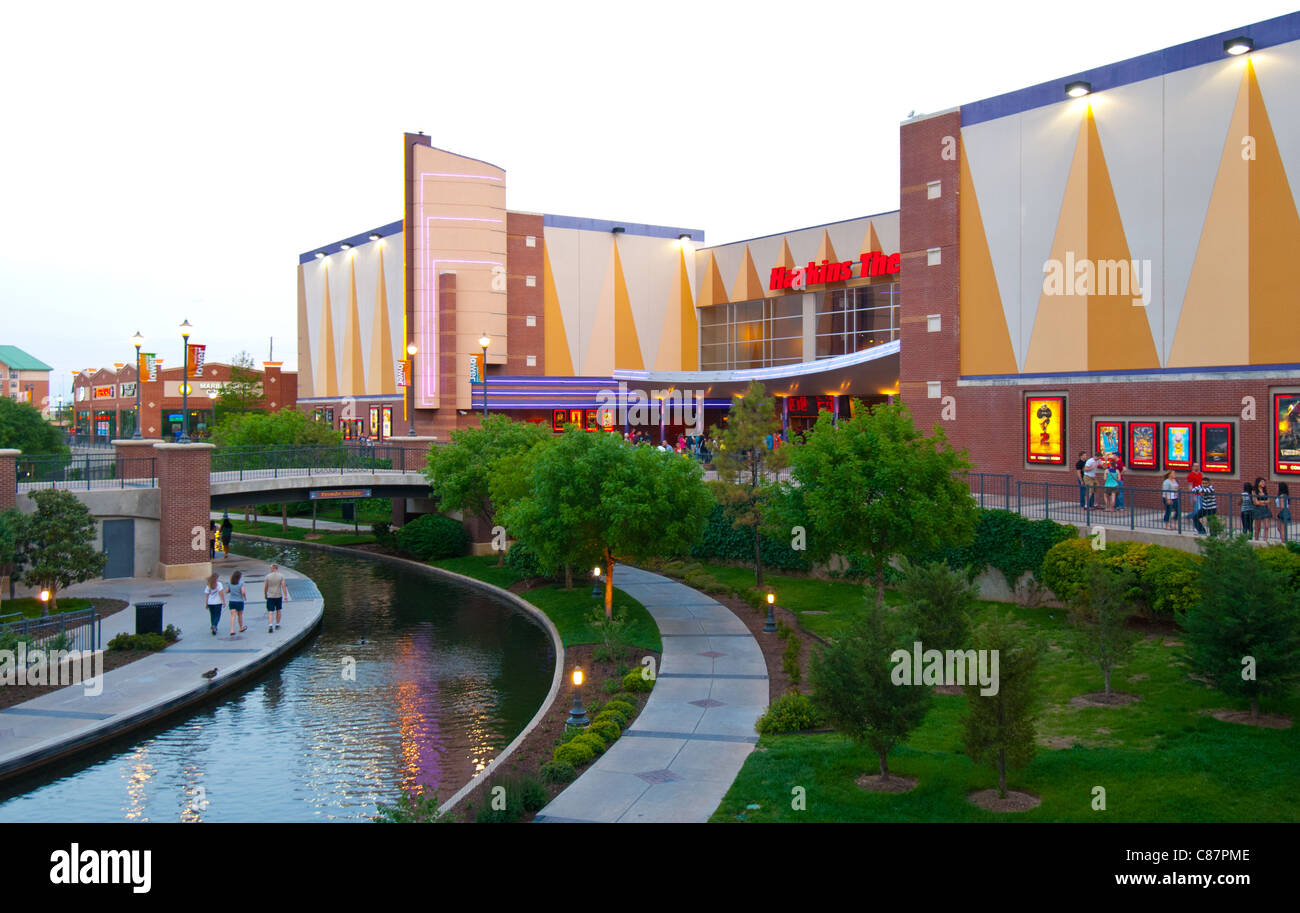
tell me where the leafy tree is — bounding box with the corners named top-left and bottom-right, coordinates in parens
top-left (962, 611), bottom-right (1044, 798)
top-left (1068, 562), bottom-right (1141, 697)
top-left (16, 489), bottom-right (106, 614)
top-left (0, 508), bottom-right (24, 602)
top-left (809, 601), bottom-right (931, 779)
top-left (425, 415), bottom-right (552, 563)
top-left (215, 351), bottom-right (265, 420)
top-left (896, 558), bottom-right (977, 653)
top-left (494, 428), bottom-right (712, 617)
top-left (211, 408), bottom-right (342, 448)
top-left (0, 397), bottom-right (66, 455)
top-left (1180, 533), bottom-right (1300, 718)
top-left (711, 380), bottom-right (787, 587)
top-left (374, 788), bottom-right (448, 823)
top-left (779, 400), bottom-right (976, 605)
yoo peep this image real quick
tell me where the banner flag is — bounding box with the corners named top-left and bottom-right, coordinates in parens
top-left (469, 353), bottom-right (484, 383)
top-left (188, 344), bottom-right (207, 378)
top-left (395, 360), bottom-right (408, 387)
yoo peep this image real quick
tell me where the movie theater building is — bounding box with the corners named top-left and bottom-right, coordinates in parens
top-left (901, 10), bottom-right (1300, 488)
top-left (297, 135), bottom-right (903, 442)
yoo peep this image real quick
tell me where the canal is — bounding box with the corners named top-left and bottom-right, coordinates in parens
top-left (0, 541), bottom-right (555, 821)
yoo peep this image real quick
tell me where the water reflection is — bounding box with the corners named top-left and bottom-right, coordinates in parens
top-left (0, 543), bottom-right (553, 822)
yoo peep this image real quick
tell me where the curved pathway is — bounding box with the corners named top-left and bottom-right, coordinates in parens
top-left (535, 564), bottom-right (768, 823)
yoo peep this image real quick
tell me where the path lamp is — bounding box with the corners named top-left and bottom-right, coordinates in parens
top-left (566, 668), bottom-right (590, 727)
top-left (39, 589), bottom-right (50, 617)
top-left (179, 319), bottom-right (193, 443)
top-left (208, 390), bottom-right (218, 436)
top-left (591, 565), bottom-right (602, 598)
top-left (763, 589), bottom-right (777, 634)
top-left (130, 331), bottom-right (144, 438)
top-left (478, 333), bottom-right (490, 418)
top-left (405, 343), bottom-right (418, 436)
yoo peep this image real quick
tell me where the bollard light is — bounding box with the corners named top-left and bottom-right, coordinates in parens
top-left (591, 565), bottom-right (602, 597)
top-left (39, 589), bottom-right (50, 603)
top-left (763, 588), bottom-right (778, 633)
top-left (567, 667), bottom-right (589, 727)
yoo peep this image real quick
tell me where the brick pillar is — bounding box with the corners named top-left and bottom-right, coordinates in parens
top-left (0, 449), bottom-right (19, 512)
top-left (113, 438), bottom-right (161, 481)
top-left (392, 435), bottom-right (438, 473)
top-left (153, 442), bottom-right (214, 579)
top-left (262, 361), bottom-right (285, 411)
top-left (138, 372), bottom-right (163, 439)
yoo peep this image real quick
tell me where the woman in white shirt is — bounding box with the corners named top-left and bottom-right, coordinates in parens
top-left (204, 572), bottom-right (227, 636)
top-left (227, 569), bottom-right (248, 636)
top-left (1161, 471), bottom-right (1180, 530)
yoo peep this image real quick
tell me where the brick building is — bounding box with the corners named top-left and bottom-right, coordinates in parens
top-left (0, 346), bottom-right (52, 417)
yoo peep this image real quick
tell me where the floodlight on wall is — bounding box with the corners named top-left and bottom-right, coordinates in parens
top-left (678, 233), bottom-right (691, 241)
top-left (314, 251), bottom-right (325, 259)
top-left (611, 226), bottom-right (625, 234)
top-left (340, 242), bottom-right (352, 250)
top-left (1065, 80), bottom-right (1091, 98)
top-left (1224, 36), bottom-right (1253, 55)
top-left (369, 232), bottom-right (382, 241)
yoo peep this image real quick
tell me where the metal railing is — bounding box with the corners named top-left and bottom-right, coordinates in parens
top-left (969, 477), bottom-right (1292, 541)
top-left (209, 443), bottom-right (430, 482)
top-left (0, 608), bottom-right (102, 654)
top-left (16, 454), bottom-right (158, 491)
top-left (64, 433), bottom-right (115, 450)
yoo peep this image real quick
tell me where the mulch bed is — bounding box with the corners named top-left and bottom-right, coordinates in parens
top-left (1208, 709), bottom-right (1293, 729)
top-left (1069, 691), bottom-right (1142, 708)
top-left (857, 773), bottom-right (918, 793)
top-left (702, 587), bottom-right (818, 699)
top-left (968, 788), bottom-right (1042, 812)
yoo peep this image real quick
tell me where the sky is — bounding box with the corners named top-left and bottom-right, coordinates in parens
top-left (2, 0), bottom-right (1296, 404)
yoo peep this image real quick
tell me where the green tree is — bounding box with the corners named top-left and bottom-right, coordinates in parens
top-left (779, 400), bottom-right (976, 605)
top-left (962, 611), bottom-right (1044, 798)
top-left (711, 380), bottom-right (786, 587)
top-left (16, 489), bottom-right (106, 614)
top-left (425, 415), bottom-right (552, 563)
top-left (1068, 561), bottom-right (1141, 697)
top-left (1180, 533), bottom-right (1300, 719)
top-left (215, 351), bottom-right (265, 420)
top-left (896, 558), bottom-right (976, 653)
top-left (494, 428), bottom-right (711, 617)
top-left (0, 397), bottom-right (66, 455)
top-left (810, 602), bottom-right (931, 779)
top-left (211, 408), bottom-right (342, 448)
top-left (0, 508), bottom-right (24, 604)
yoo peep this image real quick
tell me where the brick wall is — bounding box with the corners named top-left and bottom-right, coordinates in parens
top-left (154, 442), bottom-right (212, 577)
top-left (507, 212), bottom-right (545, 376)
top-left (0, 450), bottom-right (17, 512)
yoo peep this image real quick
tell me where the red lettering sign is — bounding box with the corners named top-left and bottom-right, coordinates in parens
top-left (767, 252), bottom-right (900, 290)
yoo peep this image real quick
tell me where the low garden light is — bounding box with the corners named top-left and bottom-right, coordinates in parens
top-left (567, 668), bottom-right (590, 727)
top-left (591, 565), bottom-right (602, 597)
top-left (39, 589), bottom-right (50, 603)
top-left (763, 589), bottom-right (777, 634)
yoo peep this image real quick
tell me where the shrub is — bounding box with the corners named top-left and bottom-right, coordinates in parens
top-left (107, 632), bottom-right (167, 652)
top-left (609, 693), bottom-right (640, 709)
top-left (1142, 547), bottom-right (1201, 616)
top-left (570, 732), bottom-right (608, 756)
top-left (590, 720), bottom-right (621, 744)
top-left (782, 635), bottom-right (802, 685)
top-left (505, 540), bottom-right (548, 578)
top-left (163, 624), bottom-right (181, 643)
top-left (689, 504), bottom-right (812, 572)
top-left (374, 788), bottom-right (446, 823)
top-left (395, 513), bottom-right (469, 561)
top-left (939, 509), bottom-right (1077, 587)
top-left (621, 668), bottom-right (654, 692)
top-left (755, 690), bottom-right (824, 734)
top-left (1041, 538), bottom-right (1098, 603)
top-left (539, 760), bottom-right (576, 784)
top-left (372, 521), bottom-right (394, 547)
top-left (553, 741), bottom-right (594, 767)
top-left (603, 699), bottom-right (635, 720)
top-left (1258, 545), bottom-right (1300, 594)
top-left (594, 708), bottom-right (627, 729)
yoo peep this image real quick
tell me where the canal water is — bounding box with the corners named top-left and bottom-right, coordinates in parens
top-left (0, 541), bottom-right (555, 822)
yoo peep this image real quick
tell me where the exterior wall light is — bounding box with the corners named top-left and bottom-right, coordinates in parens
top-left (1065, 80), bottom-right (1092, 98)
top-left (1224, 36), bottom-right (1253, 55)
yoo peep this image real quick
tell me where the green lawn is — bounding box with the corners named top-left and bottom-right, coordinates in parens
top-left (227, 519), bottom-right (376, 547)
top-left (0, 597), bottom-right (96, 619)
top-left (710, 597), bottom-right (1300, 822)
top-left (431, 555), bottom-right (661, 652)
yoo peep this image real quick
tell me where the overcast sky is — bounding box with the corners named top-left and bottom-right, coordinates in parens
top-left (2, 0), bottom-right (1294, 402)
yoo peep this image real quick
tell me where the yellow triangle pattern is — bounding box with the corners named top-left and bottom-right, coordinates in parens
top-left (814, 229), bottom-right (839, 267)
top-left (731, 244), bottom-right (765, 301)
top-left (317, 264), bottom-right (339, 398)
top-left (296, 265), bottom-right (314, 398)
top-left (959, 144), bottom-right (1018, 375)
top-left (543, 246), bottom-right (575, 376)
top-left (696, 250), bottom-right (729, 309)
top-left (342, 256), bottom-right (365, 394)
top-left (612, 241), bottom-right (644, 370)
top-left (679, 248), bottom-right (698, 371)
top-left (858, 221), bottom-right (882, 257)
top-left (368, 247), bottom-right (395, 393)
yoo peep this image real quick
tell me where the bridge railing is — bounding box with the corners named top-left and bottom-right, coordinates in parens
top-left (0, 608), bottom-right (102, 654)
top-left (210, 443), bottom-right (430, 481)
top-left (16, 454), bottom-right (158, 491)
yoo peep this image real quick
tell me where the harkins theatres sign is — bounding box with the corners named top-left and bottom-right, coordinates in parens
top-left (768, 250), bottom-right (901, 291)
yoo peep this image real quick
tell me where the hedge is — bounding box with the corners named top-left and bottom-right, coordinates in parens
top-left (935, 509), bottom-right (1078, 588)
top-left (395, 513), bottom-right (469, 561)
top-left (688, 504), bottom-right (812, 572)
top-left (1041, 537), bottom-right (1202, 616)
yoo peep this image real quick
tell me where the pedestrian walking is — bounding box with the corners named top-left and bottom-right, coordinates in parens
top-left (1112, 457), bottom-right (1125, 510)
top-left (220, 513), bottom-right (234, 562)
top-left (1084, 452), bottom-right (1103, 508)
top-left (1253, 478), bottom-right (1276, 543)
top-left (227, 569), bottom-right (248, 635)
top-left (1103, 459), bottom-right (1120, 511)
top-left (264, 562), bottom-right (291, 633)
top-left (208, 520), bottom-right (217, 561)
top-left (1192, 481), bottom-right (1217, 535)
top-left (1161, 470), bottom-right (1180, 529)
top-left (1277, 482), bottom-right (1291, 541)
top-left (1240, 482), bottom-right (1255, 537)
top-left (1075, 451), bottom-right (1088, 507)
top-left (204, 572), bottom-right (226, 636)
top-left (1187, 462), bottom-right (1204, 515)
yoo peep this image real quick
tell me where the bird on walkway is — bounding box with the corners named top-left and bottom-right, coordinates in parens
top-left (201, 668), bottom-right (218, 679)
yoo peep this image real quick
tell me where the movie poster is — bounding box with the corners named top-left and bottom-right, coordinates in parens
top-left (1276, 393), bottom-right (1300, 474)
top-left (1164, 423), bottom-right (1195, 470)
top-left (1026, 396), bottom-right (1066, 464)
top-left (1095, 421), bottom-right (1124, 462)
top-left (1129, 422), bottom-right (1159, 469)
top-left (1200, 422), bottom-right (1234, 473)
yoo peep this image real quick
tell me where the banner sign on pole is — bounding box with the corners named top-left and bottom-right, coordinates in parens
top-left (395, 360), bottom-right (409, 387)
top-left (189, 344), bottom-right (207, 378)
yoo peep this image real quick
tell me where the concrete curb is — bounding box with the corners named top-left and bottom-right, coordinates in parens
top-left (230, 533), bottom-right (566, 816)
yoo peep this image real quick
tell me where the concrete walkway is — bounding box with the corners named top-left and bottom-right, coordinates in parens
top-left (0, 554), bottom-right (322, 781)
top-left (535, 564), bottom-right (768, 823)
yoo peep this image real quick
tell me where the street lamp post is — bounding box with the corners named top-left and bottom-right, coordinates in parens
top-left (405, 343), bottom-right (417, 436)
top-left (178, 319), bottom-right (193, 443)
top-left (763, 589), bottom-right (778, 634)
top-left (478, 333), bottom-right (490, 419)
top-left (566, 669), bottom-right (589, 727)
top-left (591, 565), bottom-right (602, 598)
top-left (131, 331), bottom-right (144, 439)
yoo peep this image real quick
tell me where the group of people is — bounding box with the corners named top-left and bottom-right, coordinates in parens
top-left (1077, 451), bottom-right (1291, 538)
top-left (622, 430), bottom-right (717, 460)
top-left (202, 562), bottom-right (292, 637)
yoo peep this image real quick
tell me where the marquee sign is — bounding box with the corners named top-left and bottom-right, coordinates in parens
top-left (785, 395), bottom-right (836, 417)
top-left (93, 385), bottom-right (115, 399)
top-left (769, 250), bottom-right (900, 291)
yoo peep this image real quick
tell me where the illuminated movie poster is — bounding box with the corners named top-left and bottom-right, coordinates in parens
top-left (1200, 422), bottom-right (1234, 474)
top-left (1095, 421), bottom-right (1124, 463)
top-left (1164, 423), bottom-right (1195, 471)
top-left (1128, 422), bottom-right (1159, 469)
top-left (1026, 396), bottom-right (1066, 465)
top-left (1276, 393), bottom-right (1300, 474)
